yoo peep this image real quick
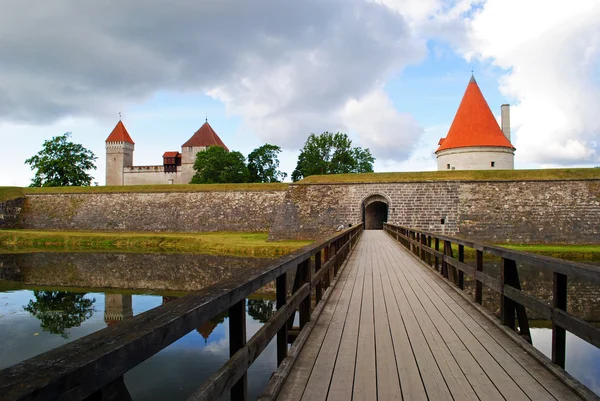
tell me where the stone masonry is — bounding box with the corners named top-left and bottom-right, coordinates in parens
top-left (4, 179), bottom-right (600, 244)
top-left (0, 198), bottom-right (25, 229)
top-left (18, 190), bottom-right (286, 232)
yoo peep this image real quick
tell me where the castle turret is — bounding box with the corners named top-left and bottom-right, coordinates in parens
top-left (180, 120), bottom-right (229, 165)
top-left (435, 75), bottom-right (515, 171)
top-left (105, 120), bottom-right (135, 185)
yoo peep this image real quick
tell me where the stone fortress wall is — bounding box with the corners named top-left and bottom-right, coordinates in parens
top-left (1, 179), bottom-right (599, 244)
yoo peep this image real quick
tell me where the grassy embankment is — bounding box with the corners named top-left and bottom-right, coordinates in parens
top-left (298, 168), bottom-right (600, 184)
top-left (0, 231), bottom-right (311, 257)
top-left (0, 182), bottom-right (289, 201)
top-left (454, 244), bottom-right (600, 263)
top-left (0, 184), bottom-right (299, 256)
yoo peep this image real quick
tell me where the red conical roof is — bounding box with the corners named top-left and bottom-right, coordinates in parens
top-left (182, 121), bottom-right (229, 151)
top-left (105, 120), bottom-right (135, 144)
top-left (436, 76), bottom-right (514, 153)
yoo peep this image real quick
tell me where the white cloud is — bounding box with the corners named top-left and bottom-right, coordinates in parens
top-left (340, 89), bottom-right (423, 160)
top-left (461, 0), bottom-right (600, 165)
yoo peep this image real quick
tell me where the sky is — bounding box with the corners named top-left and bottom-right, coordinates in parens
top-left (0, 0), bottom-right (598, 186)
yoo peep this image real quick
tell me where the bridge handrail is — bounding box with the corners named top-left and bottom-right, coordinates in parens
top-left (383, 222), bottom-right (600, 372)
top-left (0, 224), bottom-right (363, 401)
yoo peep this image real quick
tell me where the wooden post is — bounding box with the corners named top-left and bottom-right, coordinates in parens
top-left (427, 236), bottom-right (432, 266)
top-left (434, 237), bottom-right (439, 271)
top-left (323, 245), bottom-right (330, 289)
top-left (229, 300), bottom-right (247, 401)
top-left (315, 250), bottom-right (323, 304)
top-left (501, 258), bottom-right (516, 330)
top-left (420, 234), bottom-right (426, 261)
top-left (475, 250), bottom-right (483, 304)
top-left (500, 258), bottom-right (531, 342)
top-left (298, 259), bottom-right (312, 328)
top-left (458, 244), bottom-right (464, 290)
top-left (276, 273), bottom-right (287, 366)
top-left (552, 272), bottom-right (567, 368)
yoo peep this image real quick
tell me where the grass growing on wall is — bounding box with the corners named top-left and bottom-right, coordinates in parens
top-left (0, 187), bottom-right (25, 202)
top-left (18, 183), bottom-right (288, 195)
top-left (0, 230), bottom-right (312, 257)
top-left (298, 168), bottom-right (600, 184)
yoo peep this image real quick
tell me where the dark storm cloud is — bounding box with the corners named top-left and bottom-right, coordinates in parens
top-left (0, 0), bottom-right (425, 151)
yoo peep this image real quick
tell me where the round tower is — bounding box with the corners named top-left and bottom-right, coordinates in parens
top-left (435, 75), bottom-right (515, 170)
top-left (105, 120), bottom-right (135, 185)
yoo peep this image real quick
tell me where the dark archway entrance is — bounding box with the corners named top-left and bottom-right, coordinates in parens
top-left (362, 195), bottom-right (389, 230)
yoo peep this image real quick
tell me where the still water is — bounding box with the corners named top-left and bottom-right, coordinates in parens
top-left (1, 252), bottom-right (599, 398)
top-left (0, 252), bottom-right (279, 400)
top-left (461, 258), bottom-right (600, 395)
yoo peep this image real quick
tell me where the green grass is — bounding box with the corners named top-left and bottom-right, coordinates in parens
top-left (0, 230), bottom-right (312, 257)
top-left (455, 243), bottom-right (600, 262)
top-left (297, 168), bottom-right (600, 184)
top-left (0, 183), bottom-right (289, 201)
top-left (501, 244), bottom-right (600, 261)
top-left (0, 187), bottom-right (25, 202)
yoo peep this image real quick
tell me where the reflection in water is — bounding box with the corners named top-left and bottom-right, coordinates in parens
top-left (23, 291), bottom-right (95, 338)
top-left (248, 299), bottom-right (276, 324)
top-left (104, 294), bottom-right (133, 326)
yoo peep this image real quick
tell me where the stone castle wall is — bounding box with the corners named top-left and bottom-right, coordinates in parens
top-left (4, 179), bottom-right (599, 243)
top-left (269, 180), bottom-right (600, 243)
top-left (0, 198), bottom-right (25, 229)
top-left (18, 190), bottom-right (286, 232)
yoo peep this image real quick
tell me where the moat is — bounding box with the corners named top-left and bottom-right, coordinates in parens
top-left (1, 251), bottom-right (599, 399)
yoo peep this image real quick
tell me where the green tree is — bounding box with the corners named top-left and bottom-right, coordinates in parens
top-left (247, 144), bottom-right (288, 183)
top-left (24, 291), bottom-right (95, 339)
top-left (291, 132), bottom-right (375, 181)
top-left (25, 132), bottom-right (97, 187)
top-left (190, 146), bottom-right (249, 184)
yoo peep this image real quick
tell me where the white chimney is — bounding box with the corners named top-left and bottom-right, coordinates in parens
top-left (501, 104), bottom-right (511, 142)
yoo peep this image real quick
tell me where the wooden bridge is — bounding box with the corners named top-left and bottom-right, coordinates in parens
top-left (1, 224), bottom-right (599, 401)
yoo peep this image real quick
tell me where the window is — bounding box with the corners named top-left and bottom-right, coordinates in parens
top-left (491, 161), bottom-right (495, 167)
top-left (447, 164), bottom-right (450, 170)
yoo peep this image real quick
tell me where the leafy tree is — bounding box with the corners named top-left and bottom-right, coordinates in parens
top-left (190, 146), bottom-right (249, 184)
top-left (291, 132), bottom-right (375, 181)
top-left (247, 299), bottom-right (276, 323)
top-left (24, 291), bottom-right (95, 339)
top-left (247, 144), bottom-right (288, 183)
top-left (25, 132), bottom-right (97, 187)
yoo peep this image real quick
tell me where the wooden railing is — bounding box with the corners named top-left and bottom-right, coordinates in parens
top-left (383, 223), bottom-right (600, 370)
top-left (0, 224), bottom-right (363, 401)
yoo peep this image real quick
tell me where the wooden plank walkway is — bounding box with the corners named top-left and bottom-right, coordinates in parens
top-left (276, 230), bottom-right (583, 401)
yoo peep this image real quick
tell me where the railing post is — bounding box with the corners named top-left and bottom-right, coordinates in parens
top-left (420, 234), bottom-right (426, 261)
top-left (501, 258), bottom-right (517, 330)
top-left (427, 235), bottom-right (432, 266)
top-left (299, 259), bottom-right (312, 328)
top-left (324, 245), bottom-right (331, 289)
top-left (276, 273), bottom-right (288, 366)
top-left (458, 244), bottom-right (464, 290)
top-left (434, 237), bottom-right (439, 271)
top-left (315, 250), bottom-right (323, 304)
top-left (229, 300), bottom-right (247, 401)
top-left (552, 272), bottom-right (567, 368)
top-left (500, 258), bottom-right (531, 342)
top-left (475, 250), bottom-right (483, 304)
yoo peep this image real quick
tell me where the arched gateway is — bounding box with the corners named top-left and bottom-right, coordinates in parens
top-left (362, 194), bottom-right (389, 230)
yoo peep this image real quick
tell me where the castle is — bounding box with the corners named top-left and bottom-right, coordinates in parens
top-left (105, 120), bottom-right (229, 185)
top-left (105, 74), bottom-right (513, 185)
top-left (436, 75), bottom-right (515, 170)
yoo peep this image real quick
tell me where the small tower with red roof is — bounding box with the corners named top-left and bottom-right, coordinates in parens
top-left (180, 119), bottom-right (230, 164)
top-left (436, 75), bottom-right (515, 170)
top-left (105, 119), bottom-right (135, 185)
